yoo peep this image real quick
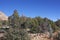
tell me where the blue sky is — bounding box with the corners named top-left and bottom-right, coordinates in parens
top-left (0, 0), bottom-right (60, 21)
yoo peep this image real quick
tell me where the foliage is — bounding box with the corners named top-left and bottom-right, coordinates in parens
top-left (0, 9), bottom-right (60, 40)
top-left (8, 9), bottom-right (20, 27)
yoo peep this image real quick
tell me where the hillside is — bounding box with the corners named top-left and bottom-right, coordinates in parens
top-left (0, 11), bottom-right (8, 21)
top-left (0, 10), bottom-right (60, 40)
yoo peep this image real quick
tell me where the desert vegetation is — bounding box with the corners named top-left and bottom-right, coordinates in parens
top-left (0, 10), bottom-right (60, 40)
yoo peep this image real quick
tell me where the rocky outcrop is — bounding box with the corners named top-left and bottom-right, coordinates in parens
top-left (29, 31), bottom-right (60, 40)
top-left (0, 11), bottom-right (8, 21)
top-left (29, 33), bottom-right (50, 40)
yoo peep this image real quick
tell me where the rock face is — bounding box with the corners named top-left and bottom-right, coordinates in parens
top-left (29, 33), bottom-right (53, 40)
top-left (0, 11), bottom-right (8, 21)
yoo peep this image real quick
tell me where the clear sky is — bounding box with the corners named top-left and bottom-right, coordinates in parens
top-left (0, 0), bottom-right (60, 21)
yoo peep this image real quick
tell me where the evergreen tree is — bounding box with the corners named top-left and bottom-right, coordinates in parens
top-left (8, 9), bottom-right (20, 27)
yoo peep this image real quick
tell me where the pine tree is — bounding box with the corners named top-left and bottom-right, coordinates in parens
top-left (8, 9), bottom-right (20, 27)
